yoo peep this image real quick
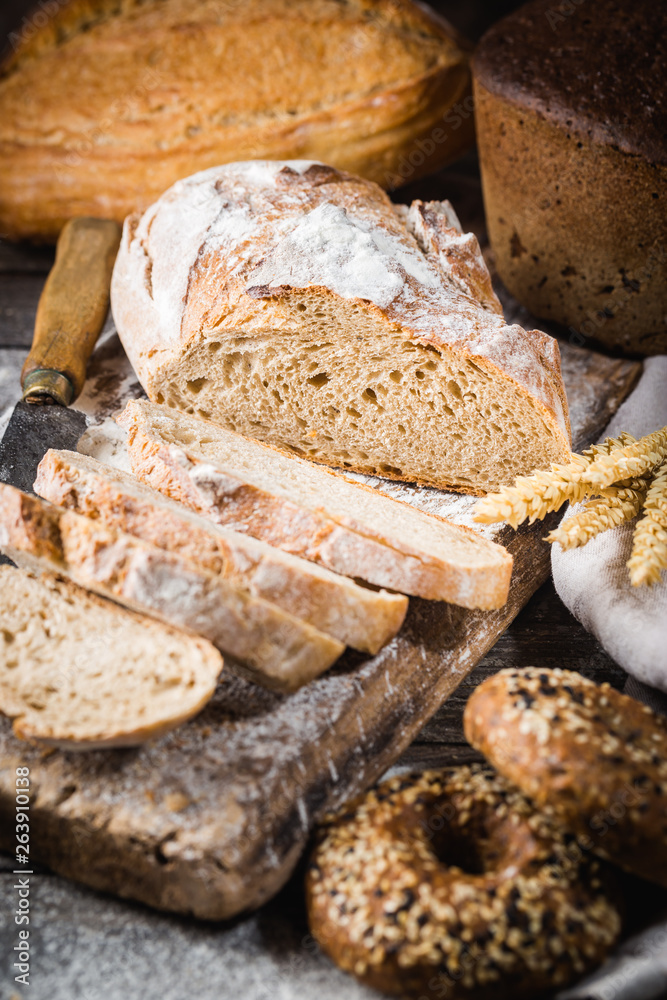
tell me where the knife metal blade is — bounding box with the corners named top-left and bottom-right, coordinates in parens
top-left (0, 217), bottom-right (120, 495)
top-left (0, 401), bottom-right (87, 494)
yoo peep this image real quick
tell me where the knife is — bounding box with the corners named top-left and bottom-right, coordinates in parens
top-left (0, 217), bottom-right (121, 494)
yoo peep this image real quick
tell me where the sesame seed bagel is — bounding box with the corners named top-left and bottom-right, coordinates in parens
top-left (306, 766), bottom-right (620, 999)
top-left (464, 668), bottom-right (667, 887)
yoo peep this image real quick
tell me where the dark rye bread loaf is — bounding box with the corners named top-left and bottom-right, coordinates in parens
top-left (473, 0), bottom-right (667, 356)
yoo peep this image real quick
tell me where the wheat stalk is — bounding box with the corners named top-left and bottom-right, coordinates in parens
top-left (627, 458), bottom-right (667, 587)
top-left (546, 480), bottom-right (647, 550)
top-left (580, 432), bottom-right (637, 462)
top-left (583, 426), bottom-right (667, 489)
top-left (473, 434), bottom-right (635, 528)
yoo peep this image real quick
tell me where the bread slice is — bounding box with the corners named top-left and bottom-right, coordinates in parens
top-left (117, 400), bottom-right (513, 610)
top-left (110, 161), bottom-right (571, 494)
top-left (0, 564), bottom-right (222, 749)
top-left (34, 449), bottom-right (408, 655)
top-left (0, 485), bottom-right (343, 692)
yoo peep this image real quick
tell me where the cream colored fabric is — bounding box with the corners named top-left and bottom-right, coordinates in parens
top-left (552, 358), bottom-right (667, 691)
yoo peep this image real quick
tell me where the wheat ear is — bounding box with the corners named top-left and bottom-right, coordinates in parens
top-left (583, 426), bottom-right (667, 489)
top-left (580, 432), bottom-right (637, 462)
top-left (627, 459), bottom-right (667, 586)
top-left (547, 480), bottom-right (648, 549)
top-left (473, 434), bottom-right (635, 528)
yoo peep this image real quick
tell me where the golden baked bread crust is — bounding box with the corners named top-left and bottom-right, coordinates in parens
top-left (0, 0), bottom-right (473, 241)
top-left (464, 667), bottom-right (667, 887)
top-left (111, 160), bottom-right (571, 495)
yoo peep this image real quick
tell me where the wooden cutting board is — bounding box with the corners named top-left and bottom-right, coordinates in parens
top-left (0, 320), bottom-right (639, 920)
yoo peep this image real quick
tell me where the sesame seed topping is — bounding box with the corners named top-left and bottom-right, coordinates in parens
top-left (306, 764), bottom-right (621, 997)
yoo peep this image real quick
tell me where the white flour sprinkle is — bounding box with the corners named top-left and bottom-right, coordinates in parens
top-left (114, 159), bottom-right (569, 437)
top-left (246, 202), bottom-right (439, 309)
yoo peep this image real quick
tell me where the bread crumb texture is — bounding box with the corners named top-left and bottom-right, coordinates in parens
top-left (118, 398), bottom-right (514, 609)
top-left (0, 565), bottom-right (222, 748)
top-left (111, 160), bottom-right (570, 494)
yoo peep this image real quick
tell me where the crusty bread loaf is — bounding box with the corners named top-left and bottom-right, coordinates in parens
top-left (0, 484), bottom-right (343, 692)
top-left (117, 399), bottom-right (514, 610)
top-left (34, 448), bottom-right (408, 654)
top-left (111, 161), bottom-right (571, 493)
top-left (0, 565), bottom-right (222, 749)
top-left (0, 0), bottom-right (472, 241)
top-left (473, 0), bottom-right (667, 356)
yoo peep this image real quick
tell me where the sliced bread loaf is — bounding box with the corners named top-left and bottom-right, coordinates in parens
top-left (0, 565), bottom-right (222, 749)
top-left (117, 400), bottom-right (513, 609)
top-left (110, 161), bottom-right (571, 493)
top-left (34, 449), bottom-right (408, 654)
top-left (0, 485), bottom-right (343, 692)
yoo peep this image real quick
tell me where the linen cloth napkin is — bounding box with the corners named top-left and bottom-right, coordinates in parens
top-left (552, 358), bottom-right (667, 999)
top-left (551, 356), bottom-right (667, 692)
top-left (557, 913), bottom-right (667, 1000)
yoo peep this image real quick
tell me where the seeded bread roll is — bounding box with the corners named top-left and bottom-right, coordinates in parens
top-left (0, 565), bottom-right (222, 749)
top-left (307, 766), bottom-right (621, 998)
top-left (473, 0), bottom-right (667, 356)
top-left (111, 160), bottom-right (571, 495)
top-left (0, 0), bottom-right (473, 241)
top-left (464, 668), bottom-right (667, 887)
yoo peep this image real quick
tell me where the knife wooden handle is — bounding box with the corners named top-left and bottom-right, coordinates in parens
top-left (21, 217), bottom-right (122, 405)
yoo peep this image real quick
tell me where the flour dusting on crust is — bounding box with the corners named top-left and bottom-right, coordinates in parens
top-left (111, 160), bottom-right (570, 442)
